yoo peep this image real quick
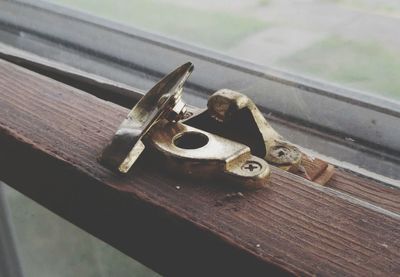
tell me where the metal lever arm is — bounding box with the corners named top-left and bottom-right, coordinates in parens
top-left (101, 62), bottom-right (193, 173)
top-left (185, 89), bottom-right (334, 185)
top-left (207, 89), bottom-right (302, 169)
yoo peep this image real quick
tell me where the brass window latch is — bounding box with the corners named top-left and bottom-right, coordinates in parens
top-left (100, 62), bottom-right (334, 189)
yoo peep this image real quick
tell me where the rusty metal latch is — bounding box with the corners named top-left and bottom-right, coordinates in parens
top-left (100, 62), bottom-right (334, 189)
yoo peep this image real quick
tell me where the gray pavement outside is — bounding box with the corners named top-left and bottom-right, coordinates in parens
top-left (51, 0), bottom-right (400, 100)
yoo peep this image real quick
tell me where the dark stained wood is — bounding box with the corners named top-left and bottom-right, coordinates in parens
top-left (329, 168), bottom-right (400, 215)
top-left (0, 59), bottom-right (400, 276)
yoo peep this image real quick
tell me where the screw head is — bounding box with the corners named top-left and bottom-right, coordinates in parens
top-left (268, 143), bottom-right (301, 166)
top-left (241, 160), bottom-right (262, 173)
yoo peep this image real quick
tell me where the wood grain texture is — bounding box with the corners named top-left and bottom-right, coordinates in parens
top-left (0, 59), bottom-right (400, 276)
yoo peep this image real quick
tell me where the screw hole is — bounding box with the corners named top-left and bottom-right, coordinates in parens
top-left (183, 111), bottom-right (193, 119)
top-left (173, 132), bottom-right (209, 149)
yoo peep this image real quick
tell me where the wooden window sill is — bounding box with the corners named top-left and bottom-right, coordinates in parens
top-left (0, 59), bottom-right (399, 276)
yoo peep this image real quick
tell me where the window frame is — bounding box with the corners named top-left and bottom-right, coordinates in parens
top-left (1, 2), bottom-right (400, 274)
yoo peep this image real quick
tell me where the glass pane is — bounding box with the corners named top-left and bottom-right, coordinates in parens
top-left (46, 0), bottom-right (400, 101)
top-left (0, 182), bottom-right (160, 277)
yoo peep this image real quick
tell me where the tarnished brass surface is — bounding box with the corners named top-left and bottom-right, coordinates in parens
top-left (100, 62), bottom-right (193, 173)
top-left (205, 89), bottom-right (302, 170)
top-left (146, 120), bottom-right (270, 189)
top-left (185, 89), bottom-right (333, 185)
top-left (205, 89), bottom-right (335, 184)
top-left (100, 62), bottom-right (333, 188)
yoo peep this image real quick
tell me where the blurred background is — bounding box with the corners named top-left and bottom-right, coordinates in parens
top-left (48, 0), bottom-right (400, 101)
top-left (2, 1), bottom-right (399, 276)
